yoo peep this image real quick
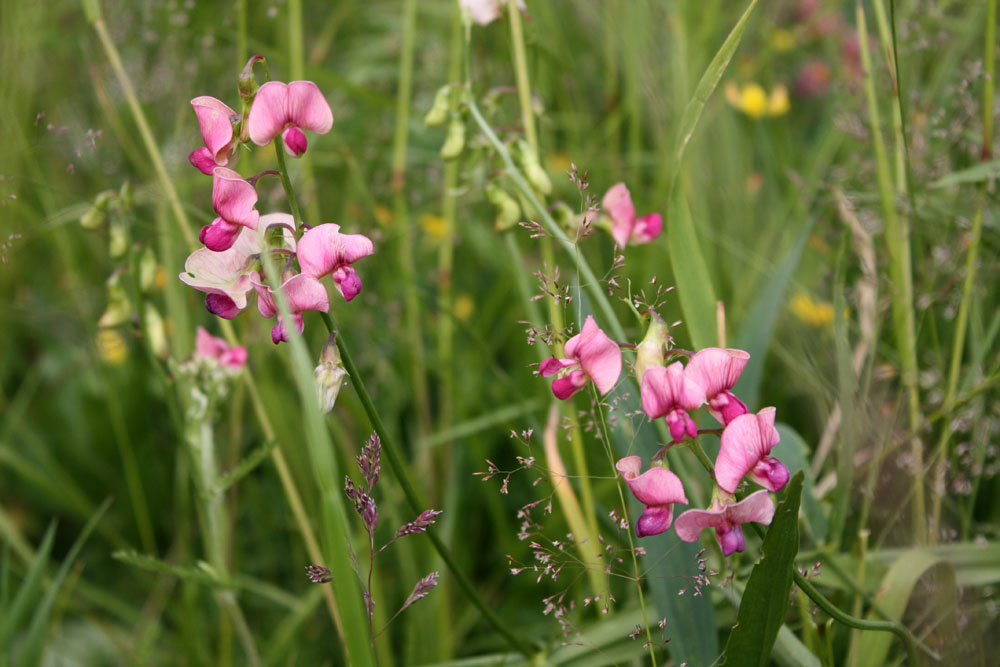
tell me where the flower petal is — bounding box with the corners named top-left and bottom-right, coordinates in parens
top-left (212, 167), bottom-right (259, 229)
top-left (715, 407), bottom-right (780, 493)
top-left (551, 369), bottom-right (587, 400)
top-left (618, 464), bottom-right (688, 508)
top-left (286, 81), bottom-right (334, 135)
top-left (573, 323), bottom-right (621, 395)
top-left (539, 357), bottom-right (576, 377)
top-left (247, 81), bottom-right (289, 146)
top-left (726, 490), bottom-right (776, 526)
top-left (602, 182), bottom-right (636, 228)
top-left (205, 293), bottom-right (242, 319)
top-left (674, 507), bottom-right (726, 542)
top-left (199, 217), bottom-right (242, 252)
top-left (297, 223), bottom-right (374, 279)
top-left (631, 213), bottom-right (662, 244)
top-left (180, 226), bottom-right (260, 305)
top-left (282, 126), bottom-right (308, 156)
top-left (640, 362), bottom-right (706, 419)
top-left (189, 147), bottom-right (217, 174)
top-left (191, 96), bottom-right (236, 160)
top-left (331, 266), bottom-right (363, 301)
top-left (685, 348), bottom-right (750, 398)
top-left (636, 505), bottom-right (675, 537)
top-left (283, 274), bottom-right (330, 314)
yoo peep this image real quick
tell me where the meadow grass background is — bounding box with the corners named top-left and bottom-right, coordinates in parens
top-left (1, 0), bottom-right (998, 664)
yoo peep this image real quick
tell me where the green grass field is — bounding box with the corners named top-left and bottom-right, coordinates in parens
top-left (1, 0), bottom-right (998, 664)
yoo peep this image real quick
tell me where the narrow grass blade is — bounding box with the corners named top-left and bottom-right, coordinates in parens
top-left (775, 424), bottom-right (827, 544)
top-left (667, 193), bottom-right (718, 349)
top-left (723, 472), bottom-right (803, 667)
top-left (0, 522), bottom-right (56, 651)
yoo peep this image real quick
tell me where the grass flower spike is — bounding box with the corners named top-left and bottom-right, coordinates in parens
top-left (539, 315), bottom-right (622, 400)
top-left (675, 490), bottom-right (775, 556)
top-left (715, 407), bottom-right (789, 493)
top-left (616, 456), bottom-right (689, 537)
top-left (189, 96), bottom-right (239, 174)
top-left (296, 223), bottom-right (375, 301)
top-left (247, 81), bottom-right (333, 157)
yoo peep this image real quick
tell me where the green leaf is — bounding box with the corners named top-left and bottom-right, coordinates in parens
top-left (112, 550), bottom-right (229, 588)
top-left (774, 424), bottom-right (827, 544)
top-left (733, 222), bottom-right (813, 410)
top-left (723, 472), bottom-right (803, 666)
top-left (667, 193), bottom-right (718, 349)
top-left (928, 159), bottom-right (1000, 188)
top-left (213, 439), bottom-right (277, 496)
top-left (0, 522), bottom-right (56, 651)
top-left (666, 0), bottom-right (760, 202)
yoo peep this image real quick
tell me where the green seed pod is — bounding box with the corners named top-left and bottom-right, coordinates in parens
top-left (516, 140), bottom-right (551, 195)
top-left (143, 303), bottom-right (169, 360)
top-left (550, 201), bottom-right (575, 230)
top-left (486, 183), bottom-right (521, 231)
top-left (138, 246), bottom-right (158, 294)
top-left (424, 84), bottom-right (452, 127)
top-left (109, 214), bottom-right (127, 259)
top-left (98, 269), bottom-right (132, 328)
top-left (440, 115), bottom-right (466, 161)
top-left (635, 311), bottom-right (671, 383)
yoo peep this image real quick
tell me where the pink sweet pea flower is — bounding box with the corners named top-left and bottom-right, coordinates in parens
top-left (685, 347), bottom-right (750, 425)
top-left (296, 223), bottom-right (375, 301)
top-left (246, 81), bottom-right (334, 157)
top-left (601, 183), bottom-right (663, 248)
top-left (640, 362), bottom-right (706, 444)
top-left (195, 326), bottom-right (247, 369)
top-left (189, 96), bottom-right (239, 175)
top-left (539, 316), bottom-right (622, 400)
top-left (252, 271), bottom-right (330, 344)
top-left (715, 407), bottom-right (789, 494)
top-left (180, 214), bottom-right (297, 319)
top-left (674, 490), bottom-right (775, 556)
top-left (199, 167), bottom-right (261, 252)
top-left (616, 456), bottom-right (688, 537)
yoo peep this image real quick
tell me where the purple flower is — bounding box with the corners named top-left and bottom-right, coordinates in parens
top-left (685, 347), bottom-right (750, 425)
top-left (715, 407), bottom-right (789, 494)
top-left (539, 316), bottom-right (622, 400)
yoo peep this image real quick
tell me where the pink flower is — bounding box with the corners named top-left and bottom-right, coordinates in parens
top-left (616, 456), bottom-right (688, 537)
top-left (200, 167), bottom-right (261, 252)
top-left (179, 214), bottom-right (296, 319)
top-left (539, 316), bottom-right (622, 400)
top-left (195, 326), bottom-right (247, 369)
top-left (715, 407), bottom-right (789, 494)
top-left (459, 0), bottom-right (526, 25)
top-left (674, 490), bottom-right (775, 556)
top-left (601, 183), bottom-right (663, 248)
top-left (189, 96), bottom-right (239, 174)
top-left (252, 271), bottom-right (330, 344)
top-left (684, 347), bottom-right (750, 425)
top-left (247, 81), bottom-right (333, 157)
top-left (640, 362), bottom-right (706, 443)
top-left (297, 223), bottom-right (375, 301)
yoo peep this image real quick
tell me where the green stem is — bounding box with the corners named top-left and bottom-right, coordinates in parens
top-left (589, 385), bottom-right (657, 667)
top-left (507, 0), bottom-right (537, 151)
top-left (856, 1), bottom-right (924, 544)
top-left (273, 139), bottom-right (306, 229)
top-left (323, 312), bottom-right (540, 659)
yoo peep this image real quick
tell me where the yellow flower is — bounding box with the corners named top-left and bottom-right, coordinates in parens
top-left (420, 214), bottom-right (447, 241)
top-left (726, 81), bottom-right (790, 119)
top-left (373, 204), bottom-right (393, 228)
top-left (772, 29), bottom-right (796, 52)
top-left (789, 292), bottom-right (835, 328)
top-left (97, 329), bottom-right (128, 365)
top-left (453, 293), bottom-right (474, 322)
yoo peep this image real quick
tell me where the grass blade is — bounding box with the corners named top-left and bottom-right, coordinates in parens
top-left (667, 193), bottom-right (718, 349)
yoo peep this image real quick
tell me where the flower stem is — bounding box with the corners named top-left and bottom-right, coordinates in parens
top-left (321, 312), bottom-right (539, 659)
top-left (273, 139), bottom-right (306, 230)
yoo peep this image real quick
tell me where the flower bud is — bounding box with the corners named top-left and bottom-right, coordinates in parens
top-left (440, 115), bottom-right (466, 161)
top-left (238, 55), bottom-right (264, 104)
top-left (424, 85), bottom-right (452, 127)
top-left (635, 311), bottom-right (671, 382)
top-left (80, 190), bottom-right (116, 230)
top-left (485, 182), bottom-right (521, 230)
top-left (315, 339), bottom-right (348, 414)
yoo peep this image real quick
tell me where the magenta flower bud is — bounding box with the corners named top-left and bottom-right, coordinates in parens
top-left (751, 456), bottom-right (790, 492)
top-left (616, 456), bottom-right (688, 537)
top-left (282, 126), bottom-right (308, 156)
top-left (539, 316), bottom-right (622, 400)
top-left (189, 96), bottom-right (239, 173)
top-left (205, 294), bottom-right (242, 319)
top-left (189, 147), bottom-right (218, 175)
top-left (199, 217), bottom-right (242, 252)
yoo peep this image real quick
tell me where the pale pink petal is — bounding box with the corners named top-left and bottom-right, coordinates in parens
top-left (602, 182), bottom-right (636, 227)
top-left (631, 213), bottom-right (662, 244)
top-left (199, 217), bottom-right (242, 252)
top-left (247, 81), bottom-right (289, 146)
top-left (205, 294), bottom-right (242, 319)
top-left (640, 362), bottom-right (706, 419)
top-left (212, 167), bottom-right (259, 229)
top-left (459, 0), bottom-right (502, 25)
top-left (563, 316), bottom-right (597, 360)
top-left (539, 357), bottom-right (576, 377)
top-left (286, 81), bottom-right (334, 135)
top-left (611, 218), bottom-right (633, 249)
top-left (574, 325), bottom-right (621, 395)
top-left (551, 369), bottom-right (587, 400)
top-left (331, 266), bottom-right (362, 301)
top-left (675, 508), bottom-right (724, 543)
top-left (180, 226), bottom-right (260, 306)
top-left (338, 233), bottom-right (377, 264)
top-left (251, 273), bottom-right (277, 318)
top-left (715, 407), bottom-right (780, 493)
top-left (257, 212), bottom-right (298, 251)
top-left (283, 274), bottom-right (330, 314)
top-left (195, 326), bottom-right (222, 359)
top-left (685, 348), bottom-right (750, 398)
top-left (220, 345), bottom-right (248, 369)
top-left (616, 461), bottom-right (688, 507)
top-left (297, 224), bottom-right (373, 279)
top-left (191, 96), bottom-right (236, 159)
top-left (727, 490), bottom-right (775, 527)
top-left (189, 147), bottom-right (217, 174)
top-left (282, 126), bottom-right (308, 156)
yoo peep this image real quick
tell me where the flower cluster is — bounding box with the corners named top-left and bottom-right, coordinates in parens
top-left (538, 313), bottom-right (789, 556)
top-left (178, 59), bottom-right (373, 345)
